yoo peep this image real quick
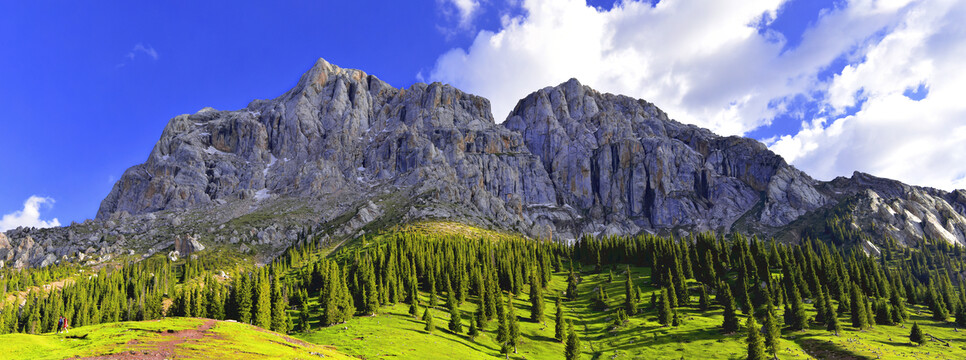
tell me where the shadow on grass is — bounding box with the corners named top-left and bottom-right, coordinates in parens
top-left (878, 340), bottom-right (915, 347)
top-left (403, 326), bottom-right (501, 355)
top-left (796, 337), bottom-right (871, 360)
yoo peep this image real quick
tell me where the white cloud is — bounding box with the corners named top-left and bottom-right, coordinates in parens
top-left (129, 43), bottom-right (159, 60)
top-left (428, 0), bottom-right (909, 135)
top-left (118, 43), bottom-right (159, 67)
top-left (428, 0), bottom-right (966, 191)
top-left (0, 196), bottom-right (61, 232)
top-left (439, 0), bottom-right (482, 28)
top-left (771, 0), bottom-right (966, 191)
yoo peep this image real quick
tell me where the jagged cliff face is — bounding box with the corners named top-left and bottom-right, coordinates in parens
top-left (94, 58), bottom-right (966, 243)
top-left (504, 79), bottom-right (829, 237)
top-left (97, 59), bottom-right (557, 234)
top-left (5, 57), bottom-right (962, 268)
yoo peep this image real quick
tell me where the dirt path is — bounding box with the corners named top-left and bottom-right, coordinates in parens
top-left (79, 319), bottom-right (219, 360)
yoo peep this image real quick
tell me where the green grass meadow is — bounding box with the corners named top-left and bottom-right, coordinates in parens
top-left (296, 265), bottom-right (966, 359)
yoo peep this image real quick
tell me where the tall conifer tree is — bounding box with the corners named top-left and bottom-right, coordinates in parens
top-left (746, 316), bottom-right (767, 360)
top-left (530, 270), bottom-right (545, 323)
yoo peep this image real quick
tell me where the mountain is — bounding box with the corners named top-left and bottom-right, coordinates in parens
top-left (3, 58), bottom-right (966, 268)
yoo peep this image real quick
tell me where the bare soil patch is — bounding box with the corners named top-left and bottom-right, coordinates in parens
top-left (78, 319), bottom-right (220, 360)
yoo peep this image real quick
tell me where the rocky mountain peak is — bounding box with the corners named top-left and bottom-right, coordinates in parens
top-left (78, 58), bottom-right (966, 254)
top-left (6, 58), bottom-right (966, 269)
top-left (503, 77), bottom-right (828, 235)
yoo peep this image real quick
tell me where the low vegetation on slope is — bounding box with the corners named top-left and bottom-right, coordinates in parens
top-left (3, 221), bottom-right (966, 359)
top-left (282, 226), bottom-right (966, 359)
top-left (0, 317), bottom-right (349, 359)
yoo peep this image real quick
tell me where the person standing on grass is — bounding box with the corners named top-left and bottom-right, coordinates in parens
top-left (64, 317), bottom-right (70, 333)
top-left (57, 316), bottom-right (64, 334)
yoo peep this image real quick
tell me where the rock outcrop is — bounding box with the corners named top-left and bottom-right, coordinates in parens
top-left (818, 172), bottom-right (966, 246)
top-left (504, 79), bottom-right (829, 237)
top-left (93, 58), bottom-right (966, 244)
top-left (97, 58), bottom-right (555, 236)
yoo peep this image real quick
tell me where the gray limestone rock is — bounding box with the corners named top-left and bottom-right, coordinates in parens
top-left (3, 57), bottom-right (964, 270)
top-left (89, 59), bottom-right (966, 247)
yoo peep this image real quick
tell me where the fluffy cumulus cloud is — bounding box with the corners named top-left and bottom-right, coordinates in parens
top-left (0, 196), bottom-right (61, 232)
top-left (429, 0), bottom-right (966, 191)
top-left (770, 0), bottom-right (966, 190)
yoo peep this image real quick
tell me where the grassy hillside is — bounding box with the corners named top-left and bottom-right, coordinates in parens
top-left (4, 221), bottom-right (966, 360)
top-left (0, 317), bottom-right (351, 360)
top-left (294, 264), bottom-right (966, 360)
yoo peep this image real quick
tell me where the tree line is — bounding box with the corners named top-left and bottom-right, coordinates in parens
top-left (3, 228), bottom-right (966, 359)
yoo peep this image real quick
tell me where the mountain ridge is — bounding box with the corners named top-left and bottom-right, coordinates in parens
top-left (2, 57), bottom-right (965, 268)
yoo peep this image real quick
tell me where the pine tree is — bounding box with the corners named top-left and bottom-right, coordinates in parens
top-left (423, 308), bottom-right (435, 334)
top-left (702, 252), bottom-right (718, 286)
top-left (762, 303), bottom-right (779, 359)
top-left (865, 295), bottom-right (875, 327)
top-left (826, 301), bottom-right (842, 335)
top-left (507, 293), bottom-right (520, 353)
top-left (613, 308), bottom-right (626, 327)
top-left (485, 268), bottom-right (498, 320)
top-left (624, 267), bottom-right (638, 315)
top-left (956, 303), bottom-right (966, 328)
top-left (409, 276), bottom-right (420, 318)
top-left (409, 296), bottom-right (420, 318)
top-left (910, 322), bottom-right (925, 345)
top-left (192, 288), bottom-right (206, 319)
top-left (235, 273), bottom-right (253, 324)
top-left (928, 284), bottom-right (948, 321)
top-left (27, 297), bottom-right (40, 334)
top-left (254, 270), bottom-right (272, 329)
top-left (850, 283), bottom-right (869, 330)
top-left (530, 270), bottom-right (545, 323)
top-left (270, 275), bottom-right (289, 333)
top-left (555, 296), bottom-right (566, 342)
top-left (496, 298), bottom-right (509, 348)
top-left (737, 278), bottom-right (753, 315)
top-left (698, 284), bottom-right (710, 312)
top-left (362, 259), bottom-right (380, 315)
top-left (565, 320), bottom-right (580, 360)
top-left (890, 290), bottom-right (907, 323)
top-left (721, 284), bottom-right (740, 333)
top-left (665, 273), bottom-right (679, 308)
top-left (428, 271), bottom-right (439, 309)
top-left (746, 316), bottom-right (767, 360)
top-left (566, 267), bottom-right (579, 301)
top-left (594, 286), bottom-right (608, 310)
top-left (786, 281), bottom-right (808, 331)
top-left (447, 284), bottom-right (463, 334)
top-left (658, 288), bottom-right (672, 326)
top-left (468, 315), bottom-right (479, 339)
top-left (322, 262), bottom-right (354, 326)
top-left (825, 286), bottom-right (841, 336)
top-left (475, 301), bottom-right (486, 331)
top-left (174, 289), bottom-right (188, 317)
top-left (298, 289), bottom-right (310, 331)
top-left (814, 284), bottom-right (828, 325)
top-left (874, 298), bottom-right (894, 326)
top-left (207, 284), bottom-right (224, 320)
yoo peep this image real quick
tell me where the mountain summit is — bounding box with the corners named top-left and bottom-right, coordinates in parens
top-left (97, 58), bottom-right (966, 245)
top-left (3, 58), bottom-right (965, 268)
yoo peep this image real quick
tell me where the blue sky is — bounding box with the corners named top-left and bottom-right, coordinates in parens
top-left (2, 0), bottom-right (964, 229)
